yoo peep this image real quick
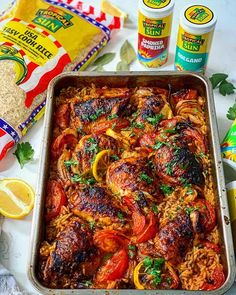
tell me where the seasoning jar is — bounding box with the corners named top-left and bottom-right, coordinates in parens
top-left (174, 4), bottom-right (217, 73)
top-left (138, 0), bottom-right (174, 68)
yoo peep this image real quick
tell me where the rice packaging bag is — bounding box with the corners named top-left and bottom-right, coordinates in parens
top-left (0, 0), bottom-right (119, 160)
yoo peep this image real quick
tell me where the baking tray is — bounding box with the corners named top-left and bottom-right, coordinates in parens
top-left (28, 71), bottom-right (236, 295)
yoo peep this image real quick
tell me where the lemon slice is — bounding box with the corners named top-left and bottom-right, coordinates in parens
top-left (0, 178), bottom-right (35, 219)
top-left (101, 0), bottom-right (128, 19)
top-left (92, 150), bottom-right (111, 182)
top-left (133, 261), bottom-right (145, 290)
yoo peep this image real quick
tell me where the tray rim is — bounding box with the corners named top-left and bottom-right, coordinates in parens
top-left (28, 71), bottom-right (236, 295)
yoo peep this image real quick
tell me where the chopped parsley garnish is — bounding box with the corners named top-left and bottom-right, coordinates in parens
top-left (85, 137), bottom-right (99, 154)
top-left (143, 257), bottom-right (165, 286)
top-left (129, 132), bottom-right (136, 137)
top-left (164, 128), bottom-right (177, 134)
top-left (185, 206), bottom-right (198, 215)
top-left (153, 141), bottom-right (164, 150)
top-left (166, 277), bottom-right (172, 285)
top-left (111, 122), bottom-right (116, 129)
top-left (64, 158), bottom-right (78, 168)
top-left (196, 152), bottom-right (205, 159)
top-left (128, 244), bottom-right (136, 251)
top-left (166, 163), bottom-right (173, 175)
top-left (110, 154), bottom-right (119, 161)
top-left (77, 127), bottom-right (86, 136)
top-left (81, 280), bottom-right (92, 287)
top-left (89, 220), bottom-right (96, 229)
top-left (151, 204), bottom-right (159, 214)
top-left (139, 172), bottom-right (153, 184)
top-left (160, 184), bottom-right (173, 195)
top-left (186, 188), bottom-right (194, 195)
top-left (146, 113), bottom-right (163, 126)
top-left (89, 109), bottom-right (104, 121)
top-left (71, 174), bottom-right (96, 185)
top-left (108, 113), bottom-right (118, 120)
top-left (117, 212), bottom-right (124, 220)
top-left (132, 121), bottom-right (145, 129)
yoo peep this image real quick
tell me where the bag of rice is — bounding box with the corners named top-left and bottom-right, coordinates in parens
top-left (0, 0), bottom-right (119, 160)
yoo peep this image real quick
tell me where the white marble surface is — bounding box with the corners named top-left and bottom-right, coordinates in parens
top-left (0, 0), bottom-right (235, 294)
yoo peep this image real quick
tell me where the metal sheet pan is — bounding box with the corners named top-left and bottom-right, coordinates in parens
top-left (28, 71), bottom-right (236, 295)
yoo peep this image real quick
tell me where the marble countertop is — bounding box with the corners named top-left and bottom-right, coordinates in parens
top-left (0, 0), bottom-right (235, 294)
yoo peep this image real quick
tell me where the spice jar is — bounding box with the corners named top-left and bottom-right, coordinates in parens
top-left (174, 4), bottom-right (217, 72)
top-left (138, 0), bottom-right (174, 68)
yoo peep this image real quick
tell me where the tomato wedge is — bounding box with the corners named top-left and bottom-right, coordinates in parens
top-left (136, 212), bottom-right (157, 243)
top-left (45, 180), bottom-right (67, 222)
top-left (191, 199), bottom-right (216, 233)
top-left (93, 118), bottom-right (130, 134)
top-left (51, 133), bottom-right (77, 160)
top-left (132, 211), bottom-right (146, 235)
top-left (200, 267), bottom-right (225, 291)
top-left (96, 248), bottom-right (129, 282)
top-left (94, 229), bottom-right (129, 253)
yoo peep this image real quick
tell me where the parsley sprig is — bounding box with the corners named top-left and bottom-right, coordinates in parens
top-left (143, 257), bottom-right (165, 286)
top-left (210, 73), bottom-right (235, 96)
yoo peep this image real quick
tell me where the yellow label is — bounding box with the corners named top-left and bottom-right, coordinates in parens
top-left (138, 11), bottom-right (172, 38)
top-left (143, 0), bottom-right (171, 9)
top-left (177, 25), bottom-right (213, 54)
top-left (4, 0), bottom-right (103, 62)
top-left (0, 21), bottom-right (58, 66)
top-left (185, 5), bottom-right (214, 25)
top-left (227, 188), bottom-right (236, 222)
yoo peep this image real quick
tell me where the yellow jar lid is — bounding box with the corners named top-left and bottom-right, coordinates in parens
top-left (139, 0), bottom-right (174, 18)
top-left (180, 4), bottom-right (217, 34)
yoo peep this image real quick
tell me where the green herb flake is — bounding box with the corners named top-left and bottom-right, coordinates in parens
top-left (117, 212), bottom-right (124, 220)
top-left (146, 113), bottom-right (163, 126)
top-left (128, 244), bottom-right (136, 251)
top-left (89, 220), bottom-right (96, 229)
top-left (151, 204), bottom-right (159, 214)
top-left (64, 158), bottom-right (78, 168)
top-left (153, 141), bottom-right (164, 150)
top-left (160, 184), bottom-right (173, 195)
top-left (139, 172), bottom-right (153, 184)
top-left (81, 280), bottom-right (92, 287)
top-left (132, 121), bottom-right (145, 129)
top-left (110, 154), bottom-right (119, 161)
top-left (108, 113), bottom-right (118, 120)
top-left (185, 207), bottom-right (196, 215)
top-left (166, 277), bottom-right (172, 285)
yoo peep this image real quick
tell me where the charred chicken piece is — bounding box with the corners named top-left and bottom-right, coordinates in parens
top-left (68, 185), bottom-right (126, 227)
top-left (154, 143), bottom-right (204, 186)
top-left (42, 217), bottom-right (94, 282)
top-left (73, 93), bottom-right (130, 133)
top-left (154, 212), bottom-right (194, 264)
top-left (72, 134), bottom-right (117, 175)
top-left (106, 157), bottom-right (163, 202)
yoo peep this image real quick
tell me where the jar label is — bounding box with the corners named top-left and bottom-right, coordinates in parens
top-left (143, 0), bottom-right (171, 9)
top-left (185, 5), bottom-right (214, 25)
top-left (221, 120), bottom-right (236, 162)
top-left (138, 11), bottom-right (172, 67)
top-left (174, 25), bottom-right (213, 72)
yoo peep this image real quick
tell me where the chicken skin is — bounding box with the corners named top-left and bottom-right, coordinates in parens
top-left (106, 157), bottom-right (163, 202)
top-left (154, 144), bottom-right (204, 186)
top-left (73, 89), bottom-right (130, 133)
top-left (154, 213), bottom-right (194, 264)
top-left (42, 217), bottom-right (94, 282)
top-left (68, 185), bottom-right (126, 227)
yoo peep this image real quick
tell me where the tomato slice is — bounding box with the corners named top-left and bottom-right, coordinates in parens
top-left (136, 212), bottom-right (157, 243)
top-left (132, 211), bottom-right (146, 235)
top-left (93, 118), bottom-right (130, 134)
top-left (51, 133), bottom-right (77, 160)
top-left (191, 199), bottom-right (216, 232)
top-left (45, 180), bottom-right (67, 222)
top-left (96, 248), bottom-right (129, 282)
top-left (200, 267), bottom-right (225, 291)
top-left (94, 229), bottom-right (129, 253)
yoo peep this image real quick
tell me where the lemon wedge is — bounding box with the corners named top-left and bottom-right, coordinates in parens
top-left (92, 150), bottom-right (111, 182)
top-left (0, 178), bottom-right (35, 219)
top-left (101, 0), bottom-right (128, 19)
